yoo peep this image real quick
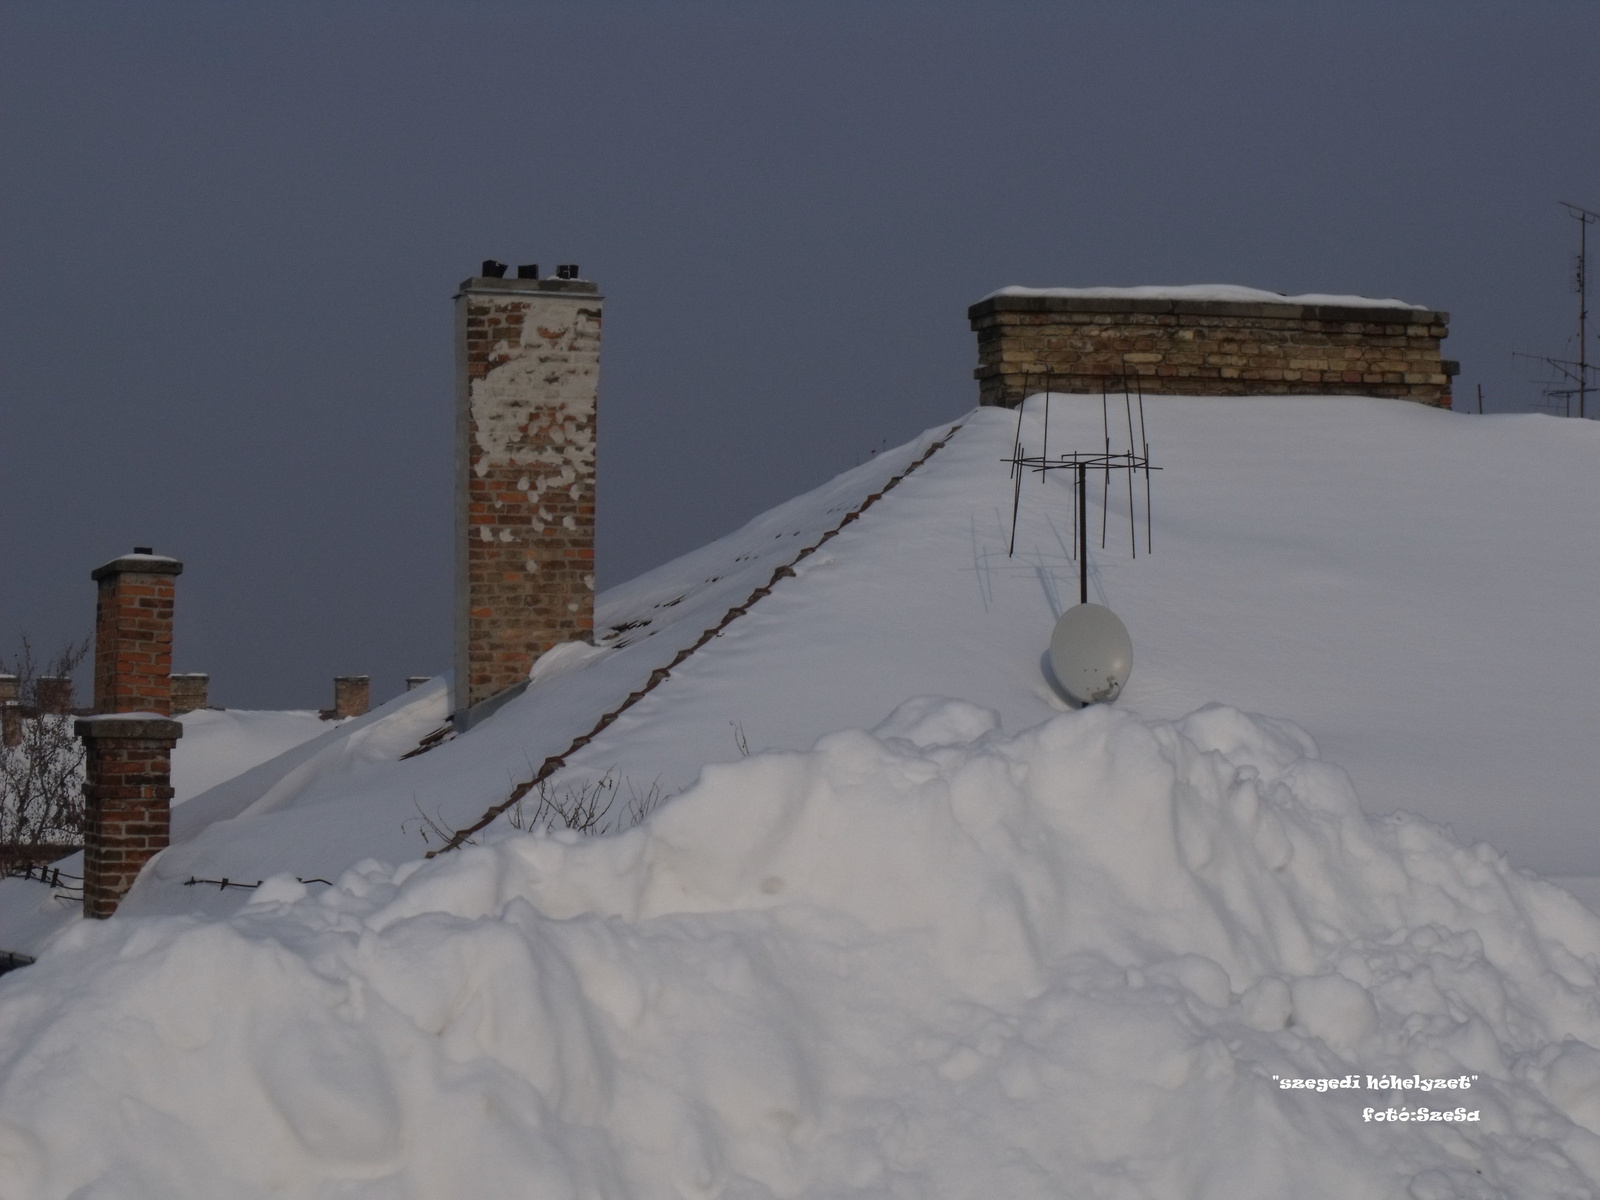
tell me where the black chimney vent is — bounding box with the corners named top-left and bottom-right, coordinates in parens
top-left (516, 264), bottom-right (539, 279)
top-left (481, 260), bottom-right (508, 279)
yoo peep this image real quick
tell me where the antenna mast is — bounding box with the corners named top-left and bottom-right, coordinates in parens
top-left (1562, 201), bottom-right (1597, 419)
top-left (1517, 202), bottom-right (1599, 417)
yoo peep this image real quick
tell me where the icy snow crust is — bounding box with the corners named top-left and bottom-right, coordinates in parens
top-left (985, 283), bottom-right (1430, 309)
top-left (7, 701), bottom-right (1600, 1197)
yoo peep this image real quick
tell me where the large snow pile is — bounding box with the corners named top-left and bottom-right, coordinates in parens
top-left (5, 699), bottom-right (1600, 1198)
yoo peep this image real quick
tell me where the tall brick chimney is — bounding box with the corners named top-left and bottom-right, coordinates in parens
top-left (454, 265), bottom-right (601, 721)
top-left (92, 550), bottom-right (182, 714)
top-left (76, 549), bottom-right (183, 918)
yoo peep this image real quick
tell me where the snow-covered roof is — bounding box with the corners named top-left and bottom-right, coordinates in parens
top-left (5, 393), bottom-right (1593, 921)
top-left (9, 395), bottom-right (1600, 1194)
top-left (983, 283), bottom-right (1430, 310)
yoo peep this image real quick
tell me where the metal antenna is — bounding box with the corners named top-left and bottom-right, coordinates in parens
top-left (1077, 462), bottom-right (1089, 603)
top-left (1137, 380), bottom-right (1152, 552)
top-left (1562, 201), bottom-right (1597, 419)
top-left (1514, 201), bottom-right (1599, 416)
top-left (1002, 390), bottom-right (1158, 569)
top-left (1042, 373), bottom-right (1051, 467)
top-left (1101, 382), bottom-right (1111, 549)
top-left (1010, 374), bottom-right (1027, 480)
top-left (1124, 385), bottom-right (1138, 557)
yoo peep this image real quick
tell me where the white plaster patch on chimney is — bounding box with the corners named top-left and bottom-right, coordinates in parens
top-left (517, 476), bottom-right (530, 491)
top-left (479, 526), bottom-right (493, 542)
top-left (584, 574), bottom-right (594, 591)
top-left (563, 515), bottom-right (577, 530)
top-left (525, 559), bottom-right (539, 572)
top-left (499, 529), bottom-right (514, 542)
top-left (468, 302), bottom-right (599, 470)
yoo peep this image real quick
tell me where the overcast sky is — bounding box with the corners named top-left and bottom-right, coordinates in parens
top-left (4, 2), bottom-right (1598, 709)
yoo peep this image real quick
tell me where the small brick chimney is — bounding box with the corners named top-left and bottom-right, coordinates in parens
top-left (169, 673), bottom-right (209, 715)
top-left (332, 675), bottom-right (369, 719)
top-left (454, 265), bottom-right (601, 721)
top-left (35, 677), bottom-right (73, 714)
top-left (76, 549), bottom-right (183, 918)
top-left (0, 674), bottom-right (17, 748)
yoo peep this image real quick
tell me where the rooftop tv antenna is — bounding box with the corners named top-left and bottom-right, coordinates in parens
top-left (1514, 201), bottom-right (1598, 418)
top-left (1004, 373), bottom-right (1157, 704)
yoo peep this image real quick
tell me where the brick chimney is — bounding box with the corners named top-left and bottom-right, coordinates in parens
top-left (92, 550), bottom-right (182, 714)
top-left (35, 677), bottom-right (73, 714)
top-left (454, 264), bottom-right (601, 721)
top-left (169, 673), bottom-right (209, 715)
top-left (332, 675), bottom-right (369, 719)
top-left (76, 549), bottom-right (183, 918)
top-left (0, 674), bottom-right (18, 748)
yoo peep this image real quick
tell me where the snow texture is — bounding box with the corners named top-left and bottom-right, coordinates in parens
top-left (170, 709), bottom-right (331, 804)
top-left (3, 395), bottom-right (1600, 1195)
top-left (984, 283), bottom-right (1430, 309)
top-left (3, 701), bottom-right (1600, 1198)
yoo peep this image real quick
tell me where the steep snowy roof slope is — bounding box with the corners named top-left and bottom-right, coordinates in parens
top-left (171, 708), bottom-right (331, 803)
top-left (121, 396), bottom-right (1600, 909)
top-left (108, 428), bottom-right (961, 916)
top-left (529, 394), bottom-right (1600, 880)
top-left (10, 397), bottom-right (1600, 1197)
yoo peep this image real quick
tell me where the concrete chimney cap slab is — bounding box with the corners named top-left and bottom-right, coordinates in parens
top-left (74, 714), bottom-right (184, 739)
top-left (455, 276), bottom-right (601, 299)
top-left (91, 553), bottom-right (183, 581)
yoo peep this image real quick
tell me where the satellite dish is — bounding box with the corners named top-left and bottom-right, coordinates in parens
top-left (1049, 603), bottom-right (1133, 705)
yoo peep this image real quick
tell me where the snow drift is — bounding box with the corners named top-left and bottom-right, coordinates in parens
top-left (5, 699), bottom-right (1600, 1198)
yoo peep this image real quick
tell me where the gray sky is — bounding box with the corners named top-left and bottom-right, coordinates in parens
top-left (4, 1), bottom-right (1598, 709)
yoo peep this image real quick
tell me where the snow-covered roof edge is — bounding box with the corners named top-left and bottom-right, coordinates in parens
top-left (982, 284), bottom-right (1429, 311)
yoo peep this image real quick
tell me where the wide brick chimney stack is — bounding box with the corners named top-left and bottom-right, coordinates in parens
top-left (77, 548), bottom-right (183, 918)
top-left (454, 263), bottom-right (601, 722)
